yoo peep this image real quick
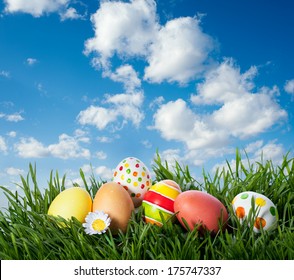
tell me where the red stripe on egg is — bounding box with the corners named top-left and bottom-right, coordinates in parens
top-left (143, 190), bottom-right (174, 212)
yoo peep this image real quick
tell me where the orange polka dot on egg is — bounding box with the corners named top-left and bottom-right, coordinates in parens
top-left (236, 207), bottom-right (246, 219)
top-left (254, 217), bottom-right (266, 229)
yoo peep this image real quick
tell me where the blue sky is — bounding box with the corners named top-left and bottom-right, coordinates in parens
top-left (1, 0), bottom-right (294, 208)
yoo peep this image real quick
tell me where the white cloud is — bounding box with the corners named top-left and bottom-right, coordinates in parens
top-left (0, 112), bottom-right (24, 122)
top-left (84, 0), bottom-right (158, 69)
top-left (77, 105), bottom-right (120, 130)
top-left (67, 163), bottom-right (113, 187)
top-left (244, 140), bottom-right (264, 154)
top-left (252, 140), bottom-right (285, 164)
top-left (152, 60), bottom-right (287, 165)
top-left (157, 148), bottom-right (182, 168)
top-left (60, 7), bottom-right (83, 21)
top-left (141, 139), bottom-right (152, 148)
top-left (48, 133), bottom-right (90, 159)
top-left (191, 59), bottom-right (257, 105)
top-left (104, 64), bottom-right (141, 93)
top-left (96, 151), bottom-right (107, 160)
top-left (284, 79), bottom-right (294, 94)
top-left (212, 140), bottom-right (285, 173)
top-left (4, 0), bottom-right (69, 17)
top-left (77, 66), bottom-right (144, 130)
top-left (152, 98), bottom-right (228, 150)
top-left (85, 0), bottom-right (214, 84)
top-left (7, 131), bottom-right (17, 138)
top-left (4, 0), bottom-right (86, 21)
top-left (95, 166), bottom-right (113, 181)
top-left (144, 16), bottom-right (214, 84)
top-left (15, 137), bottom-right (49, 158)
top-left (0, 70), bottom-right (10, 78)
top-left (26, 58), bottom-right (38, 66)
top-left (15, 132), bottom-right (90, 159)
top-left (149, 96), bottom-right (165, 110)
top-left (97, 136), bottom-right (113, 143)
top-left (80, 164), bottom-right (93, 174)
top-left (211, 91), bottom-right (286, 138)
top-left (5, 167), bottom-right (25, 176)
top-left (0, 136), bottom-right (8, 154)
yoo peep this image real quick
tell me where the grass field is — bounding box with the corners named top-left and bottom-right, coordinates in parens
top-left (0, 151), bottom-right (293, 260)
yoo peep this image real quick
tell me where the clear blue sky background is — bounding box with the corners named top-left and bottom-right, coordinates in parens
top-left (1, 0), bottom-right (294, 208)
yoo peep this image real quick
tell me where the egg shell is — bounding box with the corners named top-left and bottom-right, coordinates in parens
top-left (93, 182), bottom-right (134, 234)
top-left (174, 190), bottom-right (228, 233)
top-left (142, 180), bottom-right (181, 226)
top-left (112, 157), bottom-right (152, 208)
top-left (231, 191), bottom-right (278, 233)
top-left (47, 187), bottom-right (92, 224)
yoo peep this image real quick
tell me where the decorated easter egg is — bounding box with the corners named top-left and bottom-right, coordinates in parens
top-left (48, 187), bottom-right (92, 223)
top-left (174, 190), bottom-right (228, 234)
top-left (113, 157), bottom-right (152, 208)
top-left (142, 180), bottom-right (181, 226)
top-left (231, 191), bottom-right (278, 233)
top-left (93, 182), bottom-right (134, 234)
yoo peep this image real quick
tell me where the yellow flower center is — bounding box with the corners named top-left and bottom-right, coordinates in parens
top-left (92, 219), bottom-right (106, 231)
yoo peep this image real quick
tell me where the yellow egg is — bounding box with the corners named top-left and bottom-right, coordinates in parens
top-left (93, 182), bottom-right (134, 234)
top-left (48, 187), bottom-right (92, 223)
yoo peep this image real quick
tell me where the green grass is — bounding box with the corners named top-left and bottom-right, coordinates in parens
top-left (0, 151), bottom-right (293, 260)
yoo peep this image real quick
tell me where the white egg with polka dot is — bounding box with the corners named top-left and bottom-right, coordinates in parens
top-left (112, 157), bottom-right (152, 208)
top-left (232, 191), bottom-right (278, 233)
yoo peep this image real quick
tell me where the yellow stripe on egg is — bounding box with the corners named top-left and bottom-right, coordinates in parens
top-left (151, 182), bottom-right (181, 200)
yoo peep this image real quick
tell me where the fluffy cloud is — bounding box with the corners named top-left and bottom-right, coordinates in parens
top-left (60, 7), bottom-right (83, 21)
top-left (96, 151), bottom-right (107, 160)
top-left (4, 0), bottom-right (69, 17)
top-left (26, 58), bottom-right (38, 66)
top-left (152, 60), bottom-right (287, 165)
top-left (144, 17), bottom-right (213, 84)
top-left (0, 70), bottom-right (10, 78)
top-left (15, 131), bottom-right (90, 159)
top-left (0, 112), bottom-right (24, 122)
top-left (84, 0), bottom-right (158, 69)
top-left (48, 133), bottom-right (90, 159)
top-left (78, 164), bottom-right (113, 182)
top-left (85, 0), bottom-right (214, 84)
top-left (284, 79), bottom-right (294, 94)
top-left (15, 137), bottom-right (49, 158)
top-left (152, 98), bottom-right (228, 150)
top-left (4, 0), bottom-right (86, 20)
top-left (77, 65), bottom-right (144, 130)
top-left (5, 167), bottom-right (25, 176)
top-left (95, 166), bottom-right (113, 181)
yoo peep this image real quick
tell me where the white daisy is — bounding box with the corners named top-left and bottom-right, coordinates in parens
top-left (83, 211), bottom-right (111, 235)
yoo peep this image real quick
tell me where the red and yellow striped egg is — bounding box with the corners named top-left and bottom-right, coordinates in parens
top-left (142, 180), bottom-right (181, 226)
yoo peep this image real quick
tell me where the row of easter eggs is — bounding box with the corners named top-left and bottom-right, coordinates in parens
top-left (48, 157), bottom-right (278, 234)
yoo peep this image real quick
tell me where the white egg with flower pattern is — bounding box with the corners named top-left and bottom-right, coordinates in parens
top-left (232, 191), bottom-right (278, 233)
top-left (112, 157), bottom-right (152, 208)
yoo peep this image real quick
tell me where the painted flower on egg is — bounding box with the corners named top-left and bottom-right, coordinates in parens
top-left (83, 211), bottom-right (111, 235)
top-left (232, 191), bottom-right (278, 233)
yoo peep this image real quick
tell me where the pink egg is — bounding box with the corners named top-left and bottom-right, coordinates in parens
top-left (174, 190), bottom-right (228, 234)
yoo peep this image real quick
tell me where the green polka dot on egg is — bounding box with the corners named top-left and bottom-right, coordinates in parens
top-left (241, 193), bottom-right (249, 199)
top-left (270, 206), bottom-right (276, 216)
